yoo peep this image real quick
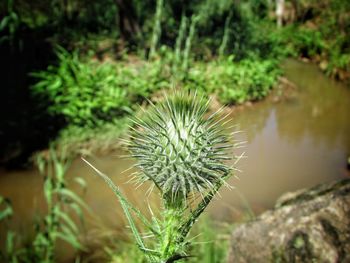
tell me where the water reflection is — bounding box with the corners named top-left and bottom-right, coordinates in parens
top-left (276, 60), bottom-right (350, 151)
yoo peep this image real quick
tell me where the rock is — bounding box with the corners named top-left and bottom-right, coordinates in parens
top-left (319, 60), bottom-right (328, 71)
top-left (228, 179), bottom-right (350, 263)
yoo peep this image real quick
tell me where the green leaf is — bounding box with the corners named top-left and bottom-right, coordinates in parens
top-left (56, 210), bottom-right (79, 235)
top-left (0, 17), bottom-right (9, 31)
top-left (74, 177), bottom-right (87, 192)
top-left (55, 231), bottom-right (83, 250)
top-left (82, 158), bottom-right (158, 261)
top-left (6, 231), bottom-right (15, 254)
top-left (0, 197), bottom-right (13, 221)
top-left (57, 188), bottom-right (92, 213)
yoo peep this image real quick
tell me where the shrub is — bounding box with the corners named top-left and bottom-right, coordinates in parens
top-left (31, 47), bottom-right (131, 127)
top-left (31, 47), bottom-right (174, 128)
top-left (185, 57), bottom-right (281, 105)
top-left (216, 58), bottom-right (280, 104)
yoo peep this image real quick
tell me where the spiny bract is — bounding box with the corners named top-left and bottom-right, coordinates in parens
top-left (128, 92), bottom-right (232, 201)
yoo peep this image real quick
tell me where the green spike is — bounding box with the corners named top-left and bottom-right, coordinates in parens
top-left (128, 91), bottom-right (233, 202)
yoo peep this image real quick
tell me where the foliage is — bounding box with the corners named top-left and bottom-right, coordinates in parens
top-left (270, 26), bottom-right (325, 59)
top-left (149, 0), bottom-right (163, 59)
top-left (2, 0), bottom-right (274, 57)
top-left (105, 216), bottom-right (231, 263)
top-left (31, 147), bottom-right (87, 262)
top-left (3, 0), bottom-right (286, 165)
top-left (0, 147), bottom-right (88, 263)
top-left (31, 47), bottom-right (131, 126)
top-left (0, 0), bottom-right (118, 36)
top-left (184, 57), bottom-right (281, 104)
top-left (0, 0), bottom-right (20, 45)
top-left (218, 8), bottom-right (233, 58)
top-left (0, 196), bottom-right (19, 263)
top-left (107, 242), bottom-right (146, 263)
top-left (187, 218), bottom-right (231, 263)
top-left (29, 41), bottom-right (280, 163)
top-left (0, 196), bottom-right (13, 221)
top-left (216, 58), bottom-right (281, 104)
top-left (327, 51), bottom-right (350, 79)
top-left (84, 92), bottom-right (241, 262)
top-left (30, 47), bottom-right (178, 128)
top-left (30, 45), bottom-right (280, 151)
top-left (182, 16), bottom-right (199, 72)
top-left (268, 0), bottom-right (350, 82)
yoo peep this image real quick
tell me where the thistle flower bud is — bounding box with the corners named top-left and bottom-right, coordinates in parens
top-left (128, 92), bottom-right (232, 202)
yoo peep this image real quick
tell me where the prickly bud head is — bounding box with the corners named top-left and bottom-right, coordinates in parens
top-left (128, 92), bottom-right (232, 202)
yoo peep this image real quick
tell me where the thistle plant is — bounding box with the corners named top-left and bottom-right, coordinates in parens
top-left (84, 91), bottom-right (239, 263)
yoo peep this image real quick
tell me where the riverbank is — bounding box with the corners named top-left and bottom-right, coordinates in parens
top-left (2, 0), bottom-right (349, 169)
top-left (270, 1), bottom-right (350, 84)
top-left (29, 52), bottom-right (282, 164)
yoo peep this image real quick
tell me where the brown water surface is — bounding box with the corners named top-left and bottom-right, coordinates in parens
top-left (0, 59), bottom-right (349, 248)
top-left (212, 59), bottom-right (350, 219)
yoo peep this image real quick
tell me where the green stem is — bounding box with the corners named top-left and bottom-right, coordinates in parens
top-left (159, 199), bottom-right (186, 262)
top-left (173, 14), bottom-right (187, 76)
top-left (149, 0), bottom-right (163, 59)
top-left (182, 15), bottom-right (198, 73)
top-left (177, 178), bottom-right (227, 244)
top-left (219, 9), bottom-right (233, 58)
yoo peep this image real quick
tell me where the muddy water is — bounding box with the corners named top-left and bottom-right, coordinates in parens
top-left (0, 59), bottom-right (350, 244)
top-left (212, 59), bottom-right (350, 219)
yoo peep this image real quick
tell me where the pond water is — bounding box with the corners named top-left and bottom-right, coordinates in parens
top-left (0, 59), bottom-right (349, 253)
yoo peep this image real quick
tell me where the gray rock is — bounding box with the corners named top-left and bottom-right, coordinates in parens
top-left (228, 179), bottom-right (350, 263)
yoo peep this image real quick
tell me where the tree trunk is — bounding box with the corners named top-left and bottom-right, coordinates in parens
top-left (114, 0), bottom-right (141, 41)
top-left (291, 0), bottom-right (300, 22)
top-left (276, 0), bottom-right (285, 27)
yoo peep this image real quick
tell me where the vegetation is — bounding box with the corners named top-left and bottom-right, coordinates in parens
top-left (106, 217), bottom-right (231, 263)
top-left (270, 0), bottom-right (350, 81)
top-left (83, 92), bottom-right (240, 262)
top-left (31, 46), bottom-right (281, 129)
top-left (6, 0), bottom-right (349, 163)
top-left (1, 0), bottom-right (349, 262)
top-left (0, 147), bottom-right (87, 262)
top-left (31, 47), bottom-right (132, 127)
top-left (185, 57), bottom-right (281, 104)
